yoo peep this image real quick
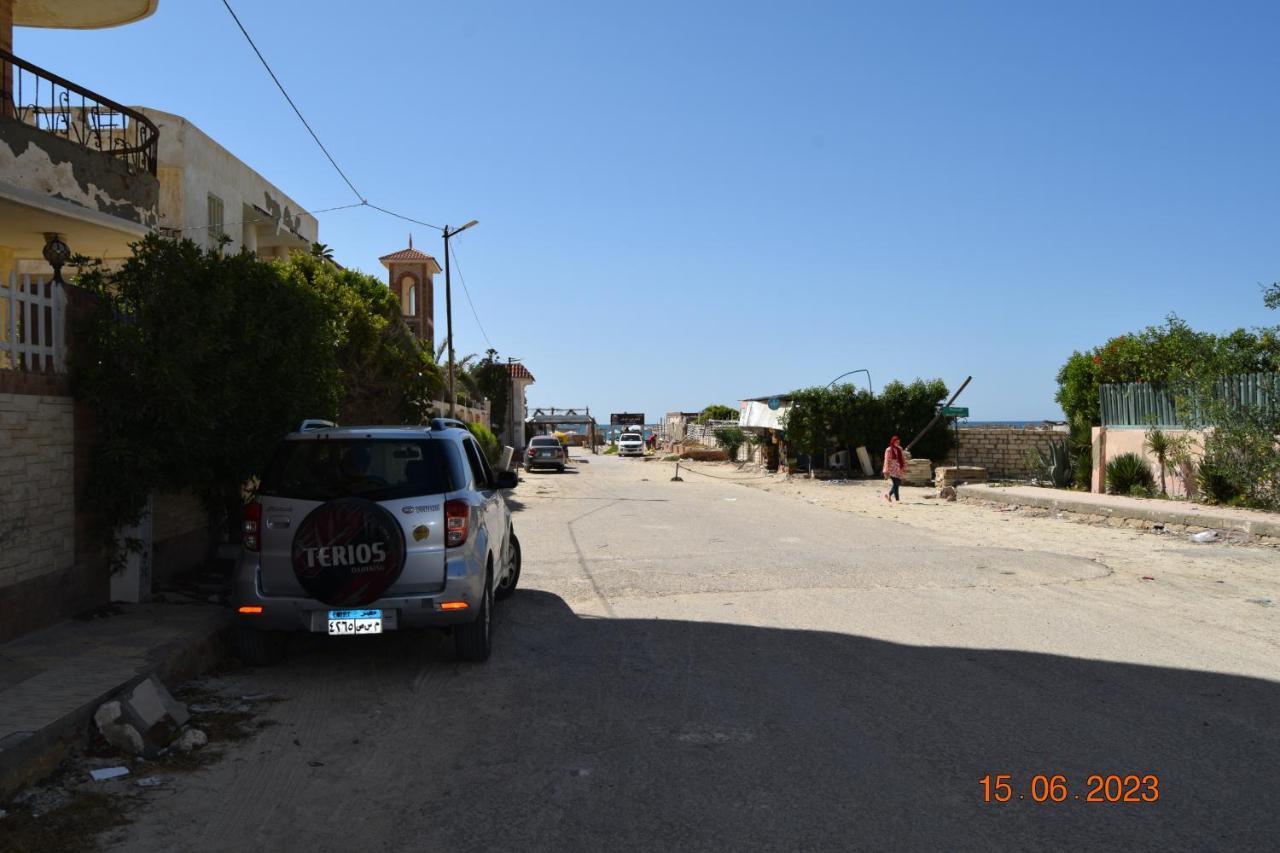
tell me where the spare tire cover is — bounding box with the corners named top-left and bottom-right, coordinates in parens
top-left (292, 498), bottom-right (407, 607)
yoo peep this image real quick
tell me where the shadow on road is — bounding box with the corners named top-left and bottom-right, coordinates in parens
top-left (273, 589), bottom-right (1279, 851)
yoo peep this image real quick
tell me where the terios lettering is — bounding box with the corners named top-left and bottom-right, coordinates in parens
top-left (304, 543), bottom-right (388, 572)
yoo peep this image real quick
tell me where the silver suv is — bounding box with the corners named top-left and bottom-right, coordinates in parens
top-left (231, 419), bottom-right (521, 664)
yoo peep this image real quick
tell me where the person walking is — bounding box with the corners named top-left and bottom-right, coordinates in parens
top-left (882, 436), bottom-right (906, 503)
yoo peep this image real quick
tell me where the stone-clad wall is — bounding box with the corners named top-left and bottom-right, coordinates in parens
top-left (942, 427), bottom-right (1068, 479)
top-left (0, 392), bottom-right (75, 592)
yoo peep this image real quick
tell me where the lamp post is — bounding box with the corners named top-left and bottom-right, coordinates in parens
top-left (827, 368), bottom-right (873, 395)
top-left (442, 219), bottom-right (478, 418)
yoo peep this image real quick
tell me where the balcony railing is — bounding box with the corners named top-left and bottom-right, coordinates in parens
top-left (1, 48), bottom-right (158, 176)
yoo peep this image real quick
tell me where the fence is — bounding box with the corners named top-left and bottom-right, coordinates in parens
top-left (1, 273), bottom-right (67, 373)
top-left (682, 420), bottom-right (739, 445)
top-left (1100, 374), bottom-right (1278, 428)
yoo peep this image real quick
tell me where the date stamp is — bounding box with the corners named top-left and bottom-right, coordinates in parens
top-left (980, 774), bottom-right (1160, 803)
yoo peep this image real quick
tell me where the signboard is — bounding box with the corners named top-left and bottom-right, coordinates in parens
top-left (610, 412), bottom-right (645, 427)
top-left (941, 406), bottom-right (969, 418)
top-left (768, 397), bottom-right (782, 411)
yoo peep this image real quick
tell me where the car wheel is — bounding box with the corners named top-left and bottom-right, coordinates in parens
top-left (232, 622), bottom-right (288, 666)
top-left (558, 464), bottom-right (565, 472)
top-left (455, 570), bottom-right (492, 662)
top-left (495, 534), bottom-right (521, 601)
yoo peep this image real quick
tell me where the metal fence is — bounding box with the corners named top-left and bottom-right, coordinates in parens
top-left (1100, 373), bottom-right (1278, 428)
top-left (1, 272), bottom-right (66, 373)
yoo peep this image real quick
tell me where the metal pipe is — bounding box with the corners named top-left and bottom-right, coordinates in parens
top-left (827, 368), bottom-right (873, 395)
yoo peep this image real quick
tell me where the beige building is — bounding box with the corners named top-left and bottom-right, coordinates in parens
top-left (139, 107), bottom-right (318, 258)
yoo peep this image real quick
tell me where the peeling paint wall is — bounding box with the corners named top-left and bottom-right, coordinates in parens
top-left (139, 108), bottom-right (318, 255)
top-left (0, 116), bottom-right (159, 226)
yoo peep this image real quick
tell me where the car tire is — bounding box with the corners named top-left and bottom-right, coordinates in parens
top-left (557, 464), bottom-right (565, 472)
top-left (455, 570), bottom-right (492, 662)
top-left (495, 534), bottom-right (521, 601)
top-left (232, 622), bottom-right (288, 666)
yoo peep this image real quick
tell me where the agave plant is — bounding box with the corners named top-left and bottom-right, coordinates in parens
top-left (1033, 437), bottom-right (1074, 488)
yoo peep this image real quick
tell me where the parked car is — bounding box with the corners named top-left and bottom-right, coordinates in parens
top-left (231, 419), bottom-right (521, 665)
top-left (525, 435), bottom-right (567, 472)
top-left (617, 432), bottom-right (646, 457)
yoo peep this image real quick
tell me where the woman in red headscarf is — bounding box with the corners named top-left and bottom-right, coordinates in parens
top-left (882, 436), bottom-right (905, 503)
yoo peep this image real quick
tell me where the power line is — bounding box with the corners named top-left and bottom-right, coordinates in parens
top-left (364, 202), bottom-right (442, 232)
top-left (170, 201), bottom-right (364, 233)
top-left (448, 239), bottom-right (492, 348)
top-left (220, 0), bottom-right (366, 203)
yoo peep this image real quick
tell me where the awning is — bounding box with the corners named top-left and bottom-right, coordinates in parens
top-left (738, 400), bottom-right (789, 430)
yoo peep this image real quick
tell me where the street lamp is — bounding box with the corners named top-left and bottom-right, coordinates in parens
top-left (828, 368), bottom-right (873, 395)
top-left (42, 233), bottom-right (70, 284)
top-left (442, 219), bottom-right (478, 418)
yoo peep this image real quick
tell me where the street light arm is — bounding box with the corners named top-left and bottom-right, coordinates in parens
top-left (827, 369), bottom-right (873, 395)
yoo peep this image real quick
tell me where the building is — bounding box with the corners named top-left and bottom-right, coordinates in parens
top-left (138, 108), bottom-right (318, 259)
top-left (379, 238), bottom-right (441, 350)
top-left (503, 362), bottom-right (535, 450)
top-left (2, 1), bottom-right (161, 283)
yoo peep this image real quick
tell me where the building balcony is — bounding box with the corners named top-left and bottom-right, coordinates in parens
top-left (0, 47), bottom-right (158, 261)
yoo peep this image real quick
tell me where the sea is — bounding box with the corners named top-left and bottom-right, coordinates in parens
top-left (963, 420), bottom-right (1066, 428)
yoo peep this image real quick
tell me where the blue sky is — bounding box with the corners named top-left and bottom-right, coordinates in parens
top-left (20, 1), bottom-right (1279, 419)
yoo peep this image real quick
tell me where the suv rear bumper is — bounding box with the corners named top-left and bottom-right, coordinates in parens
top-left (232, 554), bottom-right (484, 632)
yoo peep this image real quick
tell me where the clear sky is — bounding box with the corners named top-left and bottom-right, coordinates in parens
top-left (20, 1), bottom-right (1279, 420)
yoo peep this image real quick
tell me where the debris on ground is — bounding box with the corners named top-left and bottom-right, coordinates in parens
top-left (93, 676), bottom-right (190, 756)
top-left (174, 729), bottom-right (208, 752)
top-left (1190, 530), bottom-right (1220, 543)
top-left (89, 767), bottom-right (129, 782)
top-left (1248, 598), bottom-right (1274, 607)
top-left (1141, 576), bottom-right (1155, 581)
top-left (938, 486), bottom-right (957, 502)
top-left (134, 776), bottom-right (167, 788)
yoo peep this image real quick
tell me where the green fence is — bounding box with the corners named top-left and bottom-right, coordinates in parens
top-left (1100, 373), bottom-right (1278, 428)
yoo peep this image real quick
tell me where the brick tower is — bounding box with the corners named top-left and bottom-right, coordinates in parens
top-left (378, 236), bottom-right (442, 350)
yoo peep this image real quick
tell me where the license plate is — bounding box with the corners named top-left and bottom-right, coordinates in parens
top-left (539, 450), bottom-right (554, 457)
top-left (328, 609), bottom-right (383, 636)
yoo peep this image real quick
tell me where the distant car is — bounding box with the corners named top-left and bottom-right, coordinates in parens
top-left (617, 432), bottom-right (645, 457)
top-left (231, 419), bottom-right (521, 665)
top-left (525, 435), bottom-right (567, 472)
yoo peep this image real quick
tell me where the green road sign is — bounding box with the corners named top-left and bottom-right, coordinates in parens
top-left (941, 406), bottom-right (969, 417)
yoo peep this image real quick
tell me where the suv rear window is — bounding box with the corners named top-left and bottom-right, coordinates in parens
top-left (530, 437), bottom-right (561, 446)
top-left (260, 439), bottom-right (459, 502)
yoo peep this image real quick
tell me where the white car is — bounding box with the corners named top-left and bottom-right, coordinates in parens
top-left (617, 432), bottom-right (646, 457)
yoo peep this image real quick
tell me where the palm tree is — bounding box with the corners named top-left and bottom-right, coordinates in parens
top-left (1144, 428), bottom-right (1171, 496)
top-left (310, 242), bottom-right (334, 261)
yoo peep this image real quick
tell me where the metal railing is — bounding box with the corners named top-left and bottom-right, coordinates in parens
top-left (1, 48), bottom-right (158, 176)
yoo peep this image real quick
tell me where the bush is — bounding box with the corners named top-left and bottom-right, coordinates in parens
top-left (698, 404), bottom-right (738, 423)
top-left (782, 379), bottom-right (953, 466)
top-left (713, 426), bottom-right (746, 461)
top-left (466, 421), bottom-right (501, 466)
top-left (603, 445), bottom-right (618, 455)
top-left (1105, 452), bottom-right (1155, 496)
top-left (1031, 437), bottom-right (1074, 488)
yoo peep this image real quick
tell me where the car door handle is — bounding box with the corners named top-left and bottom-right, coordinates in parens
top-left (267, 516), bottom-right (291, 529)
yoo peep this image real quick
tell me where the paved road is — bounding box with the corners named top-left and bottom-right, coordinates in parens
top-left (113, 454), bottom-right (1279, 852)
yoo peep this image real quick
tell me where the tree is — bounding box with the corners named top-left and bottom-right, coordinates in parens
top-left (471, 349), bottom-right (511, 435)
top-left (310, 242), bottom-right (334, 261)
top-left (698, 404), bottom-right (738, 423)
top-left (781, 380), bottom-right (952, 467)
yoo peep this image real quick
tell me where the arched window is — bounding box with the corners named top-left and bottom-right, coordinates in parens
top-left (399, 274), bottom-right (418, 315)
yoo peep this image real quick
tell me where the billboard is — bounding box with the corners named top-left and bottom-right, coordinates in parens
top-left (610, 412), bottom-right (645, 427)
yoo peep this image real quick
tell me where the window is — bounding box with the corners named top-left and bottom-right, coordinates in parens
top-left (207, 194), bottom-right (225, 250)
top-left (400, 274), bottom-right (417, 315)
top-left (259, 439), bottom-right (458, 502)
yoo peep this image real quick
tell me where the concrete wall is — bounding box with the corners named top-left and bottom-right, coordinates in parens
top-left (1091, 426), bottom-right (1206, 497)
top-left (942, 426), bottom-right (1070, 479)
top-left (138, 108), bottom-right (317, 255)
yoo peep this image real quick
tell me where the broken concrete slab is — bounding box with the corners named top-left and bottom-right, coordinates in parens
top-left (94, 677), bottom-right (191, 757)
top-left (174, 729), bottom-right (207, 752)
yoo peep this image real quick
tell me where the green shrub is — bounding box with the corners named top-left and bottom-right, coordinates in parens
top-left (697, 404), bottom-right (738, 423)
top-left (1032, 437), bottom-right (1074, 488)
top-left (466, 421), bottom-right (501, 466)
top-left (1105, 452), bottom-right (1155, 496)
top-left (713, 426), bottom-right (746, 461)
top-left (604, 445), bottom-right (618, 455)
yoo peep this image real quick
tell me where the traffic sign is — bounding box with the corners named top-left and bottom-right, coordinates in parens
top-left (941, 406), bottom-right (969, 417)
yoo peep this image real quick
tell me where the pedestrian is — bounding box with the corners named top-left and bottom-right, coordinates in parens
top-left (882, 436), bottom-right (905, 503)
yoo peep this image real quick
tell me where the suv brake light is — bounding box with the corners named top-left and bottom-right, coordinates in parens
top-left (445, 499), bottom-right (469, 547)
top-left (242, 502), bottom-right (262, 551)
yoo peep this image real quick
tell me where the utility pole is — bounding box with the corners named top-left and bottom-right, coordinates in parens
top-left (440, 220), bottom-right (478, 419)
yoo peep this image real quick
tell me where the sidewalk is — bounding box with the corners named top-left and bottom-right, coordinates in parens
top-left (0, 603), bottom-right (228, 799)
top-left (957, 484), bottom-right (1280, 539)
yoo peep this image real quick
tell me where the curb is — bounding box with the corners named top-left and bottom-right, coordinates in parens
top-left (956, 485), bottom-right (1280, 538)
top-left (0, 609), bottom-right (230, 801)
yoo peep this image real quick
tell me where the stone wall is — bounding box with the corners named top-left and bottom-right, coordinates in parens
top-left (0, 391), bottom-right (75, 592)
top-left (942, 426), bottom-right (1069, 479)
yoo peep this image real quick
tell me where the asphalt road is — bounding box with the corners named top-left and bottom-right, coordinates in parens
top-left (112, 453), bottom-right (1279, 852)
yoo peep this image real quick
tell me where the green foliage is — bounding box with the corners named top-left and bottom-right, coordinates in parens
top-left (1032, 437), bottom-right (1074, 488)
top-left (1265, 282), bottom-right (1279, 311)
top-left (280, 253), bottom-right (442, 424)
top-left (73, 236), bottom-right (341, 558)
top-left (72, 236), bottom-right (444, 568)
top-left (713, 426), bottom-right (747, 460)
top-left (1143, 428), bottom-right (1171, 495)
top-left (470, 349), bottom-right (510, 435)
top-left (781, 379), bottom-right (953, 466)
top-left (1195, 447), bottom-right (1239, 505)
top-left (466, 421), bottom-right (501, 466)
top-left (697, 404), bottom-right (738, 424)
top-left (1195, 408), bottom-right (1280, 509)
top-left (603, 445), bottom-right (618, 455)
top-left (1105, 452), bottom-right (1155, 496)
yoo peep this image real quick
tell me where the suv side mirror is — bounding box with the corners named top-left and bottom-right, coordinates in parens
top-left (495, 469), bottom-right (519, 490)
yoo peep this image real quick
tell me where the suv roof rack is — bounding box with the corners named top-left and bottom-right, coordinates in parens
top-left (298, 419), bottom-right (338, 432)
top-left (430, 417), bottom-right (469, 432)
